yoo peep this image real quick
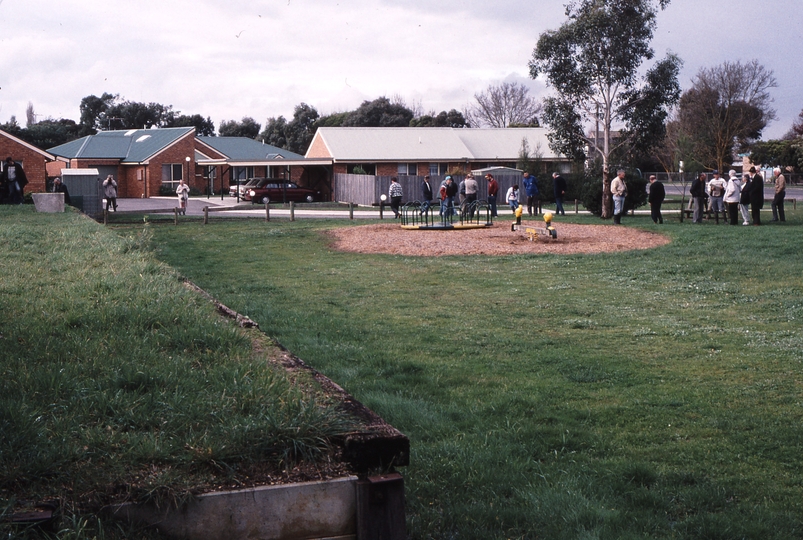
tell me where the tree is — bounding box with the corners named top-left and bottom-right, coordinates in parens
top-left (749, 139), bottom-right (803, 173)
top-left (529, 0), bottom-right (681, 218)
top-left (26, 102), bottom-right (36, 128)
top-left (409, 109), bottom-right (469, 128)
top-left (79, 93), bottom-right (117, 132)
top-left (465, 82), bottom-right (542, 128)
top-left (168, 114), bottom-right (215, 136)
top-left (260, 103), bottom-right (320, 154)
top-left (342, 97), bottom-right (414, 127)
top-left (677, 60), bottom-right (777, 173)
top-left (219, 117), bottom-right (261, 139)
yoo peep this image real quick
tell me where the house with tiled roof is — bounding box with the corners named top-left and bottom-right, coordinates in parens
top-left (48, 127), bottom-right (196, 198)
top-left (305, 127), bottom-right (570, 177)
top-left (0, 129), bottom-right (56, 194)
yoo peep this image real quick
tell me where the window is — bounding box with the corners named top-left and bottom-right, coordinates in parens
top-left (161, 163), bottom-right (183, 189)
top-left (233, 166), bottom-right (255, 182)
top-left (429, 163), bottom-right (448, 176)
top-left (397, 163), bottom-right (417, 176)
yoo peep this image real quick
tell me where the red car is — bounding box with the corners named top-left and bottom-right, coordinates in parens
top-left (244, 181), bottom-right (319, 204)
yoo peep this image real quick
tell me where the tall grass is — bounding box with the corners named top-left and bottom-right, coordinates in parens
top-left (0, 207), bottom-right (354, 539)
top-left (149, 209), bottom-right (803, 539)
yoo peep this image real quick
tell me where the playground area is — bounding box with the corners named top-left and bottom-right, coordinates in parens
top-left (328, 221), bottom-right (670, 256)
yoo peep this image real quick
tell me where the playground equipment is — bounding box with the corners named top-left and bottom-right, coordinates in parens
top-left (524, 211), bottom-right (558, 241)
top-left (400, 200), bottom-right (494, 230)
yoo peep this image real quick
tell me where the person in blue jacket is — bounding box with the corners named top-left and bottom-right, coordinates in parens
top-left (522, 172), bottom-right (539, 216)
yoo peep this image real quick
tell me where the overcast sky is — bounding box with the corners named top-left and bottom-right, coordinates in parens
top-left (1, 0), bottom-right (800, 139)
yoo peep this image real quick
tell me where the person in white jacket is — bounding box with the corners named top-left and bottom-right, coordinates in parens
top-left (723, 170), bottom-right (741, 226)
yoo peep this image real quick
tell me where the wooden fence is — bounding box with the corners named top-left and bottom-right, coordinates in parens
top-left (333, 173), bottom-right (530, 206)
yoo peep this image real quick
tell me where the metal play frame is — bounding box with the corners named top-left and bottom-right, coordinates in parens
top-left (399, 200), bottom-right (494, 230)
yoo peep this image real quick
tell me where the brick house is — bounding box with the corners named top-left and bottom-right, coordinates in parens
top-left (305, 127), bottom-right (571, 178)
top-left (195, 137), bottom-right (315, 196)
top-left (0, 129), bottom-right (55, 194)
top-left (48, 128), bottom-right (197, 198)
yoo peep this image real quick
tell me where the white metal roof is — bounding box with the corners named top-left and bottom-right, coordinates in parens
top-left (306, 127), bottom-right (563, 161)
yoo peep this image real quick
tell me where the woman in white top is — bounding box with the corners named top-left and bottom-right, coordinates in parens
top-left (723, 170), bottom-right (741, 226)
top-left (176, 179), bottom-right (190, 215)
top-left (506, 184), bottom-right (519, 213)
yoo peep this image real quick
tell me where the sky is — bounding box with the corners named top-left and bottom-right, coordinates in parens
top-left (1, 0), bottom-right (800, 140)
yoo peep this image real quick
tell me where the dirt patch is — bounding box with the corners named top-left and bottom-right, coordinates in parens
top-left (328, 221), bottom-right (670, 256)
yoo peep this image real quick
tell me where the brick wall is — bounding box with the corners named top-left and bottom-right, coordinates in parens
top-left (144, 133), bottom-right (196, 197)
top-left (0, 134), bottom-right (50, 193)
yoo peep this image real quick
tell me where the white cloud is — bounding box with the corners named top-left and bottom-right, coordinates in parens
top-left (0, 0), bottom-right (799, 139)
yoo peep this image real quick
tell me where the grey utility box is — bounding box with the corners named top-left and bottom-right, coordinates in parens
top-left (61, 169), bottom-right (102, 219)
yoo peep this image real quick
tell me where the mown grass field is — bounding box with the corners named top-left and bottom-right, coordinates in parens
top-left (0, 207), bottom-right (355, 539)
top-left (148, 208), bottom-right (803, 539)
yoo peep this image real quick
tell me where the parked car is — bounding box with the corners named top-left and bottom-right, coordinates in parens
top-left (229, 177), bottom-right (264, 198)
top-left (245, 182), bottom-right (319, 204)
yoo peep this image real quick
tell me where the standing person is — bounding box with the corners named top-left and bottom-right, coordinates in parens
top-left (522, 172), bottom-right (540, 216)
top-left (441, 176), bottom-right (458, 217)
top-left (690, 172), bottom-right (706, 224)
top-left (723, 170), bottom-right (741, 226)
top-left (506, 184), bottom-right (520, 213)
top-left (102, 174), bottom-right (118, 212)
top-left (552, 172), bottom-right (567, 215)
top-left (388, 176), bottom-right (403, 218)
top-left (648, 174), bottom-right (665, 224)
top-left (739, 173), bottom-right (752, 225)
top-left (771, 167), bottom-right (786, 222)
top-left (486, 174), bottom-right (499, 217)
top-left (176, 178), bottom-right (190, 215)
top-left (458, 176), bottom-right (467, 208)
top-left (611, 169), bottom-right (628, 224)
top-left (3, 157), bottom-right (28, 205)
top-left (53, 177), bottom-right (71, 205)
top-left (748, 166), bottom-right (764, 225)
top-left (420, 175), bottom-right (433, 215)
top-left (707, 170), bottom-right (727, 224)
top-left (464, 173), bottom-right (478, 219)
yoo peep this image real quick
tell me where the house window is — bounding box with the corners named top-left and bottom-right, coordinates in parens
top-left (161, 163), bottom-right (183, 189)
top-left (397, 163), bottom-right (417, 176)
top-left (429, 163), bottom-right (448, 176)
top-left (233, 166), bottom-right (255, 182)
top-left (348, 164), bottom-right (376, 175)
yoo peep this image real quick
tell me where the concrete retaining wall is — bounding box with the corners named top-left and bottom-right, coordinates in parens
top-left (112, 476), bottom-right (358, 540)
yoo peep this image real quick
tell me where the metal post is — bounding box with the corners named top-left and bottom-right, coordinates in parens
top-left (379, 203), bottom-right (384, 220)
top-left (265, 202), bottom-right (270, 222)
top-left (290, 201), bottom-right (295, 221)
top-left (203, 206), bottom-right (209, 225)
top-left (349, 202), bottom-right (354, 220)
top-left (575, 199), bottom-right (579, 213)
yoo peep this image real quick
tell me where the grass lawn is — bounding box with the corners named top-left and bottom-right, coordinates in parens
top-left (147, 208), bottom-right (803, 539)
top-left (0, 207), bottom-right (356, 539)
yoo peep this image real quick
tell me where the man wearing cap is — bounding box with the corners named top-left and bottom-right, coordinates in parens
top-left (707, 170), bottom-right (727, 224)
top-left (440, 176), bottom-right (457, 217)
top-left (648, 174), bottom-right (665, 224)
top-left (771, 167), bottom-right (786, 222)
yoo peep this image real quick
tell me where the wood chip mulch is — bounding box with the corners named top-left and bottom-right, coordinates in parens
top-left (327, 221), bottom-right (670, 256)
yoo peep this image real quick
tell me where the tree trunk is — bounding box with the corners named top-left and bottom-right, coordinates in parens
top-left (601, 166), bottom-right (612, 219)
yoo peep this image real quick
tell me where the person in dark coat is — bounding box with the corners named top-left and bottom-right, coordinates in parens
top-left (420, 175), bottom-right (433, 215)
top-left (3, 157), bottom-right (28, 205)
top-left (648, 174), bottom-right (665, 224)
top-left (53, 177), bottom-right (71, 205)
top-left (748, 166), bottom-right (764, 225)
top-left (690, 172), bottom-right (706, 224)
